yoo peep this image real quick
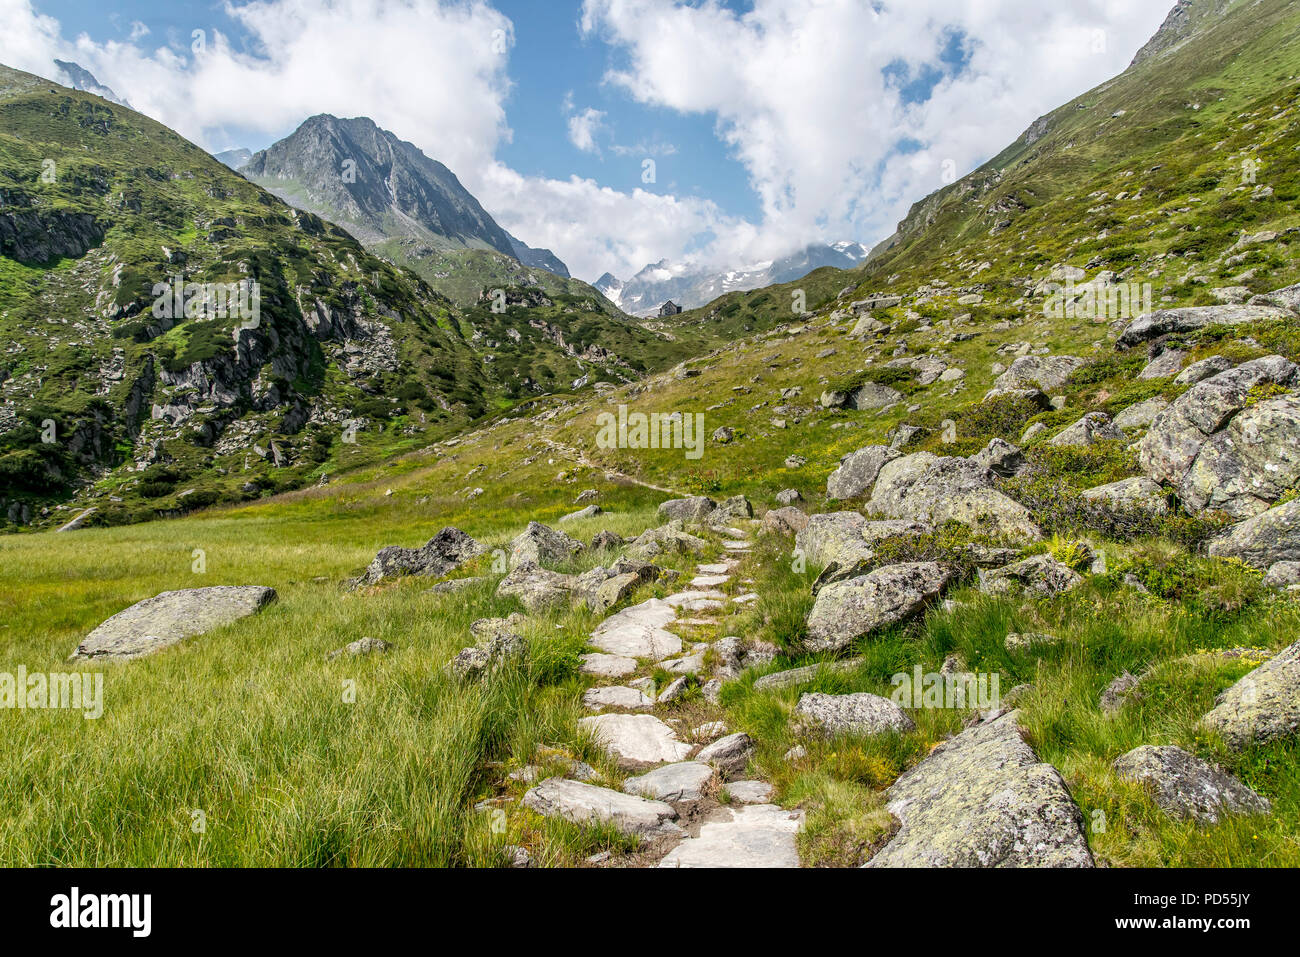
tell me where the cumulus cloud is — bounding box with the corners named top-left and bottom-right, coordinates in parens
top-left (580, 0), bottom-right (1173, 265)
top-left (0, 0), bottom-right (1175, 281)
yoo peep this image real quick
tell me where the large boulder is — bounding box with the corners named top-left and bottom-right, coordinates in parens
top-left (1113, 745), bottom-right (1270, 824)
top-left (1117, 305), bottom-right (1293, 347)
top-left (71, 586), bottom-right (276, 661)
top-left (795, 511), bottom-right (870, 567)
top-left (1081, 477), bottom-right (1168, 513)
top-left (508, 521), bottom-right (584, 569)
top-left (1206, 499), bottom-right (1300, 569)
top-left (1201, 639), bottom-right (1300, 750)
top-left (821, 382), bottom-right (904, 411)
top-left (979, 555), bottom-right (1082, 597)
top-left (1139, 356), bottom-right (1300, 517)
top-left (363, 527), bottom-right (486, 585)
top-left (1047, 412), bottom-right (1124, 447)
top-left (827, 445), bottom-right (900, 500)
top-left (761, 506), bottom-right (809, 536)
top-left (1249, 281), bottom-right (1300, 313)
top-left (865, 712), bottom-right (1094, 868)
top-left (657, 496), bottom-right (716, 523)
top-left (795, 692), bottom-right (915, 736)
top-left (522, 778), bottom-right (681, 839)
top-left (804, 562), bottom-right (955, 653)
top-left (495, 562), bottom-right (577, 613)
top-left (866, 452), bottom-right (1042, 541)
top-left (992, 355), bottom-right (1085, 393)
top-left (1113, 396), bottom-right (1170, 432)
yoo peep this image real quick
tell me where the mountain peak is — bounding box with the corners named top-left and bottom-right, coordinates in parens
top-left (1129, 0), bottom-right (1235, 68)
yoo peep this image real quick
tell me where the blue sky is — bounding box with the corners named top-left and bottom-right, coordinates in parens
top-left (7, 0), bottom-right (1174, 281)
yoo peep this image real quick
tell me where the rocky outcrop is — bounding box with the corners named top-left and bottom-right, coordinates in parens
top-left (804, 562), bottom-right (954, 653)
top-left (1117, 305), bottom-right (1293, 347)
top-left (826, 445), bottom-right (900, 500)
top-left (866, 712), bottom-right (1094, 868)
top-left (1206, 500), bottom-right (1300, 569)
top-left (1201, 639), bottom-right (1300, 750)
top-left (1139, 357), bottom-right (1300, 517)
top-left (866, 452), bottom-right (1041, 541)
top-left (363, 527), bottom-right (486, 585)
top-left (1113, 745), bottom-right (1270, 824)
top-left (72, 586), bottom-right (276, 660)
top-left (508, 521), bottom-right (584, 569)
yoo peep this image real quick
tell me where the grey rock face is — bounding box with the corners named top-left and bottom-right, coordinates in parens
top-left (1207, 500), bottom-right (1300, 569)
top-left (1250, 282), bottom-right (1300, 313)
top-left (761, 506), bottom-right (809, 536)
top-left (72, 586), bottom-right (276, 661)
top-left (658, 804), bottom-right (803, 868)
top-left (993, 355), bottom-right (1085, 393)
top-left (866, 451), bottom-right (1041, 541)
top-left (1140, 356), bottom-right (1300, 517)
top-left (1081, 477), bottom-right (1168, 513)
top-left (695, 732), bottom-right (755, 780)
top-left (805, 562), bottom-right (954, 653)
top-left (1113, 396), bottom-right (1170, 432)
top-left (495, 562), bottom-right (577, 613)
top-left (1048, 412), bottom-right (1124, 447)
top-left (1113, 745), bottom-right (1271, 824)
top-left (827, 444), bottom-right (900, 500)
top-left (866, 712), bottom-right (1094, 868)
top-left (795, 692), bottom-right (915, 736)
top-left (508, 521), bottom-right (584, 569)
top-left (980, 555), bottom-right (1082, 597)
top-left (1175, 355), bottom-right (1232, 385)
top-left (1117, 305), bottom-right (1293, 347)
top-left (657, 496), bottom-right (717, 523)
top-left (1201, 639), bottom-right (1300, 750)
top-left (623, 762), bottom-right (716, 803)
top-left (364, 527), bottom-right (486, 585)
top-left (522, 778), bottom-right (680, 838)
top-left (795, 511), bottom-right (871, 567)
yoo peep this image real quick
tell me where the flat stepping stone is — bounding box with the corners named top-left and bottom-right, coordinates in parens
top-left (716, 527), bottom-right (750, 539)
top-left (661, 652), bottom-right (706, 675)
top-left (753, 659), bottom-right (863, 691)
top-left (726, 780), bottom-right (774, 805)
top-left (722, 541), bottom-right (753, 551)
top-left (697, 563), bottom-right (736, 575)
top-left (71, 586), bottom-right (276, 661)
top-left (624, 762), bottom-right (716, 803)
top-left (579, 713), bottom-right (692, 768)
top-left (658, 805), bottom-right (803, 868)
top-left (580, 653), bottom-right (638, 678)
top-left (522, 778), bottom-right (681, 838)
top-left (732, 593), bottom-right (758, 604)
top-left (690, 574), bottom-right (731, 588)
top-left (672, 618), bottom-right (719, 628)
top-left (590, 599), bottom-right (683, 660)
top-left (583, 686), bottom-right (654, 711)
top-left (664, 590), bottom-right (728, 606)
top-left (865, 711), bottom-right (1094, 868)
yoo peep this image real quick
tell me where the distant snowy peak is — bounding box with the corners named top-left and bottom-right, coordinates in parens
top-left (598, 241), bottom-right (868, 316)
top-left (53, 60), bottom-right (129, 108)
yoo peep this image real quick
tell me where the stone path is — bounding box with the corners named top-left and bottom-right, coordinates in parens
top-left (521, 522), bottom-right (804, 867)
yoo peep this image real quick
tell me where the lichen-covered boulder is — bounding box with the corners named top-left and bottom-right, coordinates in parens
top-left (804, 562), bottom-right (955, 653)
top-left (866, 452), bottom-right (1042, 541)
top-left (1139, 356), bottom-right (1300, 518)
top-left (1081, 477), bottom-right (1168, 513)
top-left (992, 355), bottom-right (1085, 393)
top-left (495, 561), bottom-right (577, 613)
top-left (1201, 639), bottom-right (1300, 750)
top-left (980, 555), bottom-right (1083, 597)
top-left (1117, 305), bottom-right (1293, 347)
top-left (1113, 745), bottom-right (1270, 824)
top-left (827, 444), bottom-right (900, 500)
top-left (657, 496), bottom-right (716, 523)
top-left (1048, 412), bottom-right (1124, 447)
top-left (508, 521), bottom-right (584, 569)
top-left (865, 711), bottom-right (1094, 868)
top-left (795, 692), bottom-right (915, 736)
top-left (1206, 500), bottom-right (1300, 569)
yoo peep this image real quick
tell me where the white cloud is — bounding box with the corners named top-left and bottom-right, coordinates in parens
top-left (566, 104), bottom-right (606, 154)
top-left (580, 0), bottom-right (1175, 265)
top-left (0, 0), bottom-right (1177, 282)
